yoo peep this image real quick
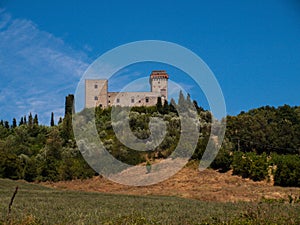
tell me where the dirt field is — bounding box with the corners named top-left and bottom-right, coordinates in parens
top-left (44, 161), bottom-right (300, 202)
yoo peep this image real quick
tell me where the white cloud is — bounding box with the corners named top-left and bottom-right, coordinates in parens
top-left (0, 9), bottom-right (91, 124)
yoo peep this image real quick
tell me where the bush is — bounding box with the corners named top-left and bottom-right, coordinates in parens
top-left (272, 154), bottom-right (300, 187)
top-left (232, 152), bottom-right (269, 181)
top-left (210, 148), bottom-right (232, 173)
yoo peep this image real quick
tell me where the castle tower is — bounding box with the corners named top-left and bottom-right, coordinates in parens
top-left (85, 79), bottom-right (108, 108)
top-left (149, 70), bottom-right (169, 101)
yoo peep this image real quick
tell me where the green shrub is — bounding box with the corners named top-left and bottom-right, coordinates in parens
top-left (232, 152), bottom-right (269, 181)
top-left (272, 154), bottom-right (300, 187)
top-left (210, 147), bottom-right (232, 173)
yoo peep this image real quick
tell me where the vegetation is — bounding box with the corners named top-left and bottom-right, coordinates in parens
top-left (0, 92), bottom-right (300, 187)
top-left (0, 95), bottom-right (95, 182)
top-left (1, 179), bottom-right (300, 225)
top-left (271, 154), bottom-right (300, 187)
top-left (225, 105), bottom-right (300, 186)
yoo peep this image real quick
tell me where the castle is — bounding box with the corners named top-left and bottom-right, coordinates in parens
top-left (85, 70), bottom-right (169, 108)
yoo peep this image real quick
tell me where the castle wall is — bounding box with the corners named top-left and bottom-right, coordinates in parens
top-left (85, 71), bottom-right (169, 109)
top-left (85, 80), bottom-right (108, 108)
top-left (107, 92), bottom-right (160, 107)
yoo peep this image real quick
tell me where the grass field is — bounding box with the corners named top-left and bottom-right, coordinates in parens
top-left (1, 179), bottom-right (300, 225)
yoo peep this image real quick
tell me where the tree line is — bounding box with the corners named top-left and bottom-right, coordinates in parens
top-left (0, 94), bottom-right (95, 181)
top-left (0, 93), bottom-right (299, 187)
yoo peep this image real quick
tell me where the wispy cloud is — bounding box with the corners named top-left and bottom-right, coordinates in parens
top-left (0, 9), bottom-right (91, 124)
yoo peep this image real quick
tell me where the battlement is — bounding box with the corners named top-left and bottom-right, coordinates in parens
top-left (150, 70), bottom-right (169, 79)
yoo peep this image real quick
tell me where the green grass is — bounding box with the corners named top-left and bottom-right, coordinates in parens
top-left (0, 179), bottom-right (300, 225)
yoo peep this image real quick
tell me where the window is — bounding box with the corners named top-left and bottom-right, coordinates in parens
top-left (145, 97), bottom-right (149, 103)
top-left (116, 98), bottom-right (120, 103)
top-left (108, 100), bottom-right (111, 103)
top-left (94, 96), bottom-right (98, 100)
top-left (94, 84), bottom-right (98, 89)
top-left (131, 98), bottom-right (134, 103)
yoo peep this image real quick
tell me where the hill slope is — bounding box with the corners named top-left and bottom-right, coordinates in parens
top-left (44, 161), bottom-right (300, 202)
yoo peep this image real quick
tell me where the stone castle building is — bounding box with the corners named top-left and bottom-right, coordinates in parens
top-left (85, 70), bottom-right (169, 108)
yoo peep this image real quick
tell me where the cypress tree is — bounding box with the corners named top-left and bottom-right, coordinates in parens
top-left (58, 117), bottom-right (63, 125)
top-left (24, 115), bottom-right (27, 125)
top-left (193, 100), bottom-right (199, 110)
top-left (12, 118), bottom-right (17, 128)
top-left (28, 113), bottom-right (33, 126)
top-left (156, 97), bottom-right (163, 113)
top-left (193, 100), bottom-right (204, 112)
top-left (178, 90), bottom-right (185, 108)
top-left (19, 117), bottom-right (24, 126)
top-left (4, 121), bottom-right (9, 129)
top-left (186, 93), bottom-right (192, 108)
top-left (63, 94), bottom-right (74, 143)
top-left (50, 112), bottom-right (55, 126)
top-left (65, 94), bottom-right (75, 116)
top-left (162, 99), bottom-right (169, 114)
top-left (61, 113), bottom-right (73, 143)
top-left (169, 98), bottom-right (177, 113)
top-left (33, 114), bottom-right (38, 125)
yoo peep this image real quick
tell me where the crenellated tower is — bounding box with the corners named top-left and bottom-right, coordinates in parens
top-left (149, 70), bottom-right (169, 101)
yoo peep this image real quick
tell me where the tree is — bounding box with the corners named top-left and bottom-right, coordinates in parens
top-left (36, 128), bottom-right (63, 181)
top-left (45, 128), bottom-right (63, 160)
top-left (162, 99), bottom-right (169, 114)
top-left (272, 154), bottom-right (300, 187)
top-left (28, 113), bottom-right (33, 126)
top-left (19, 117), bottom-right (24, 126)
top-left (33, 114), bottom-right (38, 125)
top-left (232, 152), bottom-right (269, 181)
top-left (193, 100), bottom-right (199, 110)
top-left (12, 118), bottom-right (17, 128)
top-left (4, 121), bottom-right (9, 129)
top-left (61, 113), bottom-right (73, 144)
top-left (50, 112), bottom-right (55, 126)
top-left (169, 98), bottom-right (177, 113)
top-left (186, 93), bottom-right (192, 108)
top-left (210, 147), bottom-right (233, 173)
top-left (178, 90), bottom-right (185, 108)
top-left (0, 152), bottom-right (21, 179)
top-left (156, 97), bottom-right (163, 113)
top-left (65, 94), bottom-right (75, 116)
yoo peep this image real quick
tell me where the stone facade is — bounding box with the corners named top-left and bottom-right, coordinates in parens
top-left (85, 79), bottom-right (108, 108)
top-left (85, 70), bottom-right (169, 108)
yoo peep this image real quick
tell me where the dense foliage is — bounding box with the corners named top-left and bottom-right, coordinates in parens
top-left (0, 95), bottom-right (95, 182)
top-left (225, 105), bottom-right (300, 186)
top-left (0, 92), bottom-right (299, 187)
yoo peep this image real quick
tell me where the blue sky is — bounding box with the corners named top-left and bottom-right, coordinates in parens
top-left (0, 0), bottom-right (300, 124)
